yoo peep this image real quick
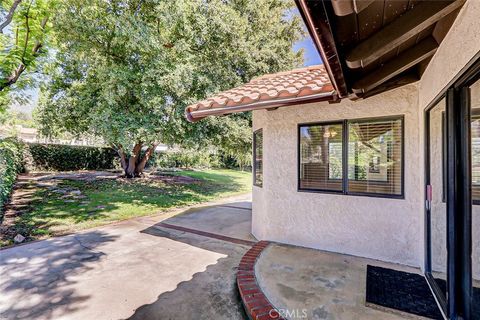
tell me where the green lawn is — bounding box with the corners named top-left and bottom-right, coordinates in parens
top-left (1, 169), bottom-right (251, 247)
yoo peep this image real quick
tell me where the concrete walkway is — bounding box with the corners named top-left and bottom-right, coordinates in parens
top-left (0, 194), bottom-right (253, 320)
top-left (255, 244), bottom-right (421, 320)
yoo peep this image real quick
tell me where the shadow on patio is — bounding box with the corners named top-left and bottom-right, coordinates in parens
top-left (0, 231), bottom-right (118, 320)
top-left (127, 201), bottom-right (254, 320)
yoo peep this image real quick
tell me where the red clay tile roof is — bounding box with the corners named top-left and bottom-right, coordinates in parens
top-left (185, 64), bottom-right (335, 122)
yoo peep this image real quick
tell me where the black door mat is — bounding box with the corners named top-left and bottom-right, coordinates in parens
top-left (366, 265), bottom-right (443, 319)
top-left (366, 265), bottom-right (480, 319)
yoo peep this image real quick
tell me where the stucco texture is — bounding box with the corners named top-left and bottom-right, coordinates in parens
top-left (251, 0), bottom-right (480, 273)
top-left (252, 84), bottom-right (423, 267)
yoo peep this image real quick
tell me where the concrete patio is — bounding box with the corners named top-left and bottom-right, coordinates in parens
top-left (0, 194), bottom-right (253, 320)
top-left (254, 244), bottom-right (423, 320)
top-left (0, 192), bottom-right (423, 320)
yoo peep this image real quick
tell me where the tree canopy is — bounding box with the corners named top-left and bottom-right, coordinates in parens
top-left (0, 0), bottom-right (55, 111)
top-left (36, 0), bottom-right (304, 176)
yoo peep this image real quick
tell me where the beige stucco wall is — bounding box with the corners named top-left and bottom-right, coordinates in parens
top-left (252, 0), bottom-right (480, 270)
top-left (252, 84), bottom-right (423, 267)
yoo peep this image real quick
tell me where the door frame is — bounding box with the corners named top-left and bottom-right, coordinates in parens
top-left (424, 55), bottom-right (480, 320)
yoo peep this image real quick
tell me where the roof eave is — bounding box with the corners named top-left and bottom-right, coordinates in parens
top-left (295, 0), bottom-right (349, 98)
top-left (186, 90), bottom-right (336, 122)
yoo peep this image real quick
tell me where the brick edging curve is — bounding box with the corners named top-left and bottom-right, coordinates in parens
top-left (236, 241), bottom-right (285, 320)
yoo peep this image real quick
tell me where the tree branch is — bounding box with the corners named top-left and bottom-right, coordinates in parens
top-left (134, 0), bottom-right (144, 16)
top-left (20, 2), bottom-right (32, 65)
top-left (0, 14), bottom-right (48, 92)
top-left (0, 0), bottom-right (22, 34)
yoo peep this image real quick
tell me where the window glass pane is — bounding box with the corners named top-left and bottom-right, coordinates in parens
top-left (347, 118), bottom-right (403, 196)
top-left (299, 123), bottom-right (343, 191)
top-left (254, 130), bottom-right (263, 187)
top-left (429, 98), bottom-right (447, 295)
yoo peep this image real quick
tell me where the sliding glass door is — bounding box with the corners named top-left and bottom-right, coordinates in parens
top-left (425, 97), bottom-right (448, 317)
top-left (425, 59), bottom-right (480, 320)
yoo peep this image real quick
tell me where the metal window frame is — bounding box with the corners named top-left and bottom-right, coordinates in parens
top-left (297, 115), bottom-right (405, 199)
top-left (253, 128), bottom-right (263, 188)
top-left (297, 120), bottom-right (344, 194)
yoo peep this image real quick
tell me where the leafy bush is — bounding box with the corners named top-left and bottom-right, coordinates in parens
top-left (151, 148), bottom-right (253, 170)
top-left (153, 149), bottom-right (221, 169)
top-left (0, 138), bottom-right (25, 212)
top-left (26, 143), bottom-right (118, 171)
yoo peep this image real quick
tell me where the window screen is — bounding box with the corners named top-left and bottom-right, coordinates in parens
top-left (299, 123), bottom-right (343, 191)
top-left (347, 118), bottom-right (403, 196)
top-left (253, 129), bottom-right (263, 187)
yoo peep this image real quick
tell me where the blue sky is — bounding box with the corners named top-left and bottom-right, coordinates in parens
top-left (294, 34), bottom-right (322, 66)
top-left (289, 7), bottom-right (322, 67)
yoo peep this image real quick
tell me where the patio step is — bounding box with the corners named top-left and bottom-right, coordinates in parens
top-left (236, 241), bottom-right (285, 320)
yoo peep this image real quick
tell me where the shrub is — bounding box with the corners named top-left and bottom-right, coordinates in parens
top-left (25, 143), bottom-right (118, 171)
top-left (0, 138), bottom-right (24, 212)
top-left (153, 149), bottom-right (221, 169)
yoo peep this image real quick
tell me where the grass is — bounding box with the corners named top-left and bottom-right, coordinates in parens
top-left (0, 169), bottom-right (251, 247)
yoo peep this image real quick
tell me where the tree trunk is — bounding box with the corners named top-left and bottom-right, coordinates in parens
top-left (135, 144), bottom-right (157, 176)
top-left (116, 142), bottom-right (156, 178)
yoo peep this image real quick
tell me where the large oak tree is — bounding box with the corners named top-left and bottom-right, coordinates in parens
top-left (36, 0), bottom-right (304, 177)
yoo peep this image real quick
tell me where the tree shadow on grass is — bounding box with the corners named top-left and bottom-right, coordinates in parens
top-left (0, 231), bottom-right (118, 320)
top-left (126, 223), bottom-right (251, 320)
top-left (4, 170), bottom-right (249, 246)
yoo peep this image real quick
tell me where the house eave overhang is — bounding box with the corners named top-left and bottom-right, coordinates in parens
top-left (186, 90), bottom-right (336, 122)
top-left (295, 0), bottom-right (349, 98)
top-left (297, 0), bottom-right (466, 99)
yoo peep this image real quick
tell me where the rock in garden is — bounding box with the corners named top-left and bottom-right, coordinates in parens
top-left (13, 234), bottom-right (25, 243)
top-left (52, 189), bottom-right (68, 194)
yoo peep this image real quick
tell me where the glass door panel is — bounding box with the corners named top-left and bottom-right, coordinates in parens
top-left (427, 98), bottom-right (448, 302)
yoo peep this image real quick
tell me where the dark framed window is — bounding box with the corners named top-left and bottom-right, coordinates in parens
top-left (299, 122), bottom-right (343, 192)
top-left (298, 116), bottom-right (404, 198)
top-left (348, 117), bottom-right (403, 196)
top-left (253, 129), bottom-right (263, 187)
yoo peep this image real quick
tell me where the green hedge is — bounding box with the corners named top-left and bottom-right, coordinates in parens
top-left (26, 143), bottom-right (118, 171)
top-left (0, 138), bottom-right (24, 211)
top-left (152, 149), bottom-right (251, 170)
top-left (152, 149), bottom-right (220, 169)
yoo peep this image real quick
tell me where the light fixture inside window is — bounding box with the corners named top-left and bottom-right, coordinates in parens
top-left (324, 128), bottom-right (338, 138)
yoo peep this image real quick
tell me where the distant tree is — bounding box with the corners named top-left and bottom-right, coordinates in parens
top-left (0, 109), bottom-right (34, 127)
top-left (36, 0), bottom-right (304, 177)
top-left (0, 0), bottom-right (55, 111)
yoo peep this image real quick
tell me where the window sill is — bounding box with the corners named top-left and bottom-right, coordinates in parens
top-left (297, 188), bottom-right (405, 200)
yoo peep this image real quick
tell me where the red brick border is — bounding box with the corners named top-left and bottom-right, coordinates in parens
top-left (237, 241), bottom-right (285, 320)
top-left (158, 222), bottom-right (257, 246)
